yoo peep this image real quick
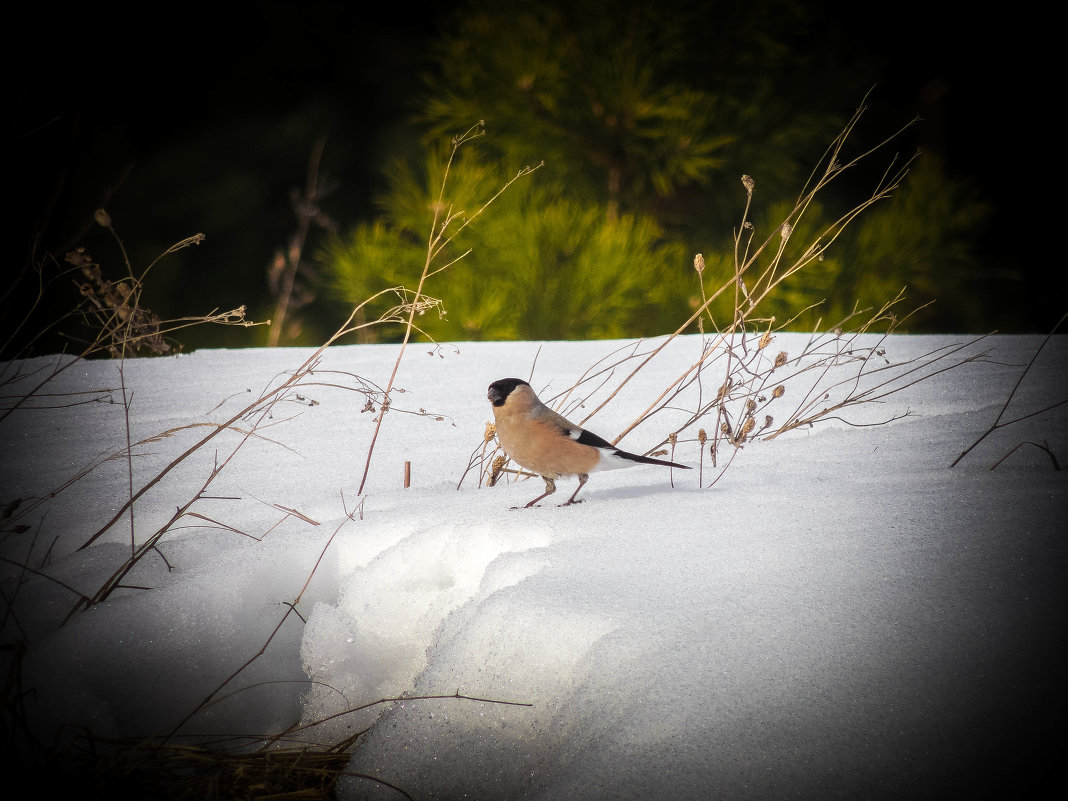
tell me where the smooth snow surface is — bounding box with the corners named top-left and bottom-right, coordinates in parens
top-left (2, 333), bottom-right (1065, 799)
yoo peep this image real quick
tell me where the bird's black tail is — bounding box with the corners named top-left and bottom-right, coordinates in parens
top-left (573, 426), bottom-right (691, 470)
top-left (617, 450), bottom-right (691, 470)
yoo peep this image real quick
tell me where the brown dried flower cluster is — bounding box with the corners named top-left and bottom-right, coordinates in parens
top-left (67, 249), bottom-right (170, 357)
top-left (489, 455), bottom-right (507, 486)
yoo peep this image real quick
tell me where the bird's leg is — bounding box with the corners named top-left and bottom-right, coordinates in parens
top-left (561, 473), bottom-right (589, 506)
top-left (523, 476), bottom-right (557, 508)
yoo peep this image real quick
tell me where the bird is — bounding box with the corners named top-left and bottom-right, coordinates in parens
top-left (487, 377), bottom-right (691, 507)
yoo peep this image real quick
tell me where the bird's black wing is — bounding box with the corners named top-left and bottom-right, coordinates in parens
top-left (571, 427), bottom-right (617, 451)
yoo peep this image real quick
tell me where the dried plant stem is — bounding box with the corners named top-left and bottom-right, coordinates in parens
top-left (118, 363), bottom-right (136, 558)
top-left (606, 101), bottom-right (915, 448)
top-left (159, 496), bottom-right (360, 746)
top-left (356, 123), bottom-right (540, 494)
top-left (1, 221), bottom-right (263, 425)
top-left (264, 690), bottom-right (533, 750)
top-left (951, 310), bottom-right (1068, 467)
top-left (989, 441), bottom-right (1061, 471)
top-left (583, 111), bottom-right (913, 448)
top-left (467, 95), bottom-right (999, 493)
top-left (268, 136), bottom-right (335, 346)
top-left (69, 287), bottom-right (417, 558)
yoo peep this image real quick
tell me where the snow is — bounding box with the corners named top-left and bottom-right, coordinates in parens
top-left (2, 333), bottom-right (1066, 799)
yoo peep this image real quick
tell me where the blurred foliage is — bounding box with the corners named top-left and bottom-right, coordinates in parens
top-left (839, 155), bottom-right (993, 330)
top-left (419, 0), bottom-right (855, 222)
top-left (325, 0), bottom-right (995, 341)
top-left (420, 0), bottom-right (732, 218)
top-left (694, 155), bottom-right (993, 332)
top-left (10, 1), bottom-right (1038, 358)
top-left (328, 145), bottom-right (690, 340)
top-left (841, 153), bottom-right (991, 328)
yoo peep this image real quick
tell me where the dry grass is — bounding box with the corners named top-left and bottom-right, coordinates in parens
top-left (41, 738), bottom-right (359, 801)
top-left (2, 131), bottom-right (538, 799)
top-left (953, 309), bottom-right (1068, 470)
top-left (354, 122), bottom-right (540, 494)
top-left (266, 136), bottom-right (338, 347)
top-left (465, 95), bottom-right (994, 492)
top-left (32, 688), bottom-right (533, 800)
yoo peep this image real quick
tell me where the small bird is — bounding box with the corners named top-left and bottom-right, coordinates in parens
top-left (487, 377), bottom-right (690, 507)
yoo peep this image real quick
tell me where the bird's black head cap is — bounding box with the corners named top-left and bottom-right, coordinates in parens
top-left (487, 378), bottom-right (529, 407)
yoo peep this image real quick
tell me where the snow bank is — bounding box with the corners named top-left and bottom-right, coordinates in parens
top-left (2, 334), bottom-right (1065, 798)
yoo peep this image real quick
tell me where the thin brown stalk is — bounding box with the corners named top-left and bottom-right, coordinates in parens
top-left (160, 495), bottom-right (363, 746)
top-left (356, 124), bottom-right (540, 494)
top-left (951, 310), bottom-right (1068, 467)
top-left (268, 136), bottom-right (335, 346)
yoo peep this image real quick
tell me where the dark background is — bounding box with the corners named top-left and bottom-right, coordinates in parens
top-left (6, 1), bottom-right (1058, 354)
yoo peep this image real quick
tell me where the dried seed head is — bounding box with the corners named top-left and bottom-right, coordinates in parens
top-left (772, 385), bottom-right (785, 399)
top-left (764, 414), bottom-right (773, 428)
top-left (781, 222), bottom-right (792, 241)
top-left (740, 417), bottom-right (756, 437)
top-left (489, 455), bottom-right (506, 486)
top-left (745, 398), bottom-right (756, 415)
top-left (66, 248), bottom-right (92, 268)
top-left (484, 422), bottom-right (496, 442)
top-left (669, 432), bottom-right (677, 445)
top-left (758, 331), bottom-right (772, 350)
top-left (721, 421), bottom-right (732, 436)
top-left (694, 253), bottom-right (706, 273)
top-left (698, 428), bottom-right (707, 445)
top-left (94, 208), bottom-right (111, 228)
top-left (741, 174), bottom-right (755, 195)
top-left (774, 351), bottom-right (788, 368)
